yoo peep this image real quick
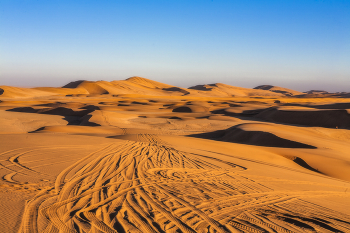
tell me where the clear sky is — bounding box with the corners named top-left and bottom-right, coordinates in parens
top-left (1, 0), bottom-right (349, 92)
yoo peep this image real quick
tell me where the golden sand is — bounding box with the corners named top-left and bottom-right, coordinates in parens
top-left (1, 77), bottom-right (350, 232)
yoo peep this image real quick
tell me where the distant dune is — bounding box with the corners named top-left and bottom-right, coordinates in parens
top-left (0, 77), bottom-right (317, 98)
top-left (1, 77), bottom-right (350, 232)
top-left (0, 86), bottom-right (57, 98)
top-left (254, 84), bottom-right (304, 96)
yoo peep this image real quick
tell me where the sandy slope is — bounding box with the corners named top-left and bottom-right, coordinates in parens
top-left (0, 79), bottom-right (350, 232)
top-left (254, 85), bottom-right (304, 96)
top-left (0, 77), bottom-right (288, 99)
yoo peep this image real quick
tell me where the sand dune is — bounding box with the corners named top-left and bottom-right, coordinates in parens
top-left (1, 77), bottom-right (304, 99)
top-left (0, 110), bottom-right (68, 133)
top-left (0, 86), bottom-right (57, 98)
top-left (256, 107), bottom-right (350, 129)
top-left (189, 83), bottom-right (285, 97)
top-left (191, 124), bottom-right (316, 149)
top-left (1, 78), bottom-right (350, 232)
top-left (254, 85), bottom-right (303, 96)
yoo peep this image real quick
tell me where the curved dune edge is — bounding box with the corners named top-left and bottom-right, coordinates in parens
top-left (0, 77), bottom-right (291, 99)
top-left (256, 107), bottom-right (350, 128)
top-left (190, 124), bottom-right (317, 149)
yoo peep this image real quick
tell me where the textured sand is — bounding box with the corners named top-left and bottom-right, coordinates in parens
top-left (1, 77), bottom-right (350, 232)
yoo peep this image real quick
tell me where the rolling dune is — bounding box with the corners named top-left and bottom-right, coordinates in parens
top-left (1, 77), bottom-right (350, 232)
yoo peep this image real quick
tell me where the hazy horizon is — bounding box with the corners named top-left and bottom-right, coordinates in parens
top-left (1, 0), bottom-right (349, 92)
top-left (2, 76), bottom-right (348, 94)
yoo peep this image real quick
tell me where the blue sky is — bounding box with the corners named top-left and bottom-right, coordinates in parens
top-left (1, 0), bottom-right (349, 92)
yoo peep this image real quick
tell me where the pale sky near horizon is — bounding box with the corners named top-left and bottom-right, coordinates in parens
top-left (1, 0), bottom-right (349, 92)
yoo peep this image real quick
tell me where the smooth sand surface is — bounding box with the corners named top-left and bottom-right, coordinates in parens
top-left (1, 77), bottom-right (350, 232)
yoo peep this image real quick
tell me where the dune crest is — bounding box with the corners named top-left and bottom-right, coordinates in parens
top-left (254, 85), bottom-right (304, 96)
top-left (0, 77), bottom-right (313, 98)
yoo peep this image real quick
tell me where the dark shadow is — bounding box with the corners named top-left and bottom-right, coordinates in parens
top-left (0, 88), bottom-right (4, 95)
top-left (188, 84), bottom-right (213, 91)
top-left (62, 80), bottom-right (86, 88)
top-left (78, 212), bottom-right (90, 223)
top-left (6, 107), bottom-right (37, 113)
top-left (295, 93), bottom-right (350, 98)
top-left (79, 115), bottom-right (101, 126)
top-left (28, 116), bottom-right (82, 133)
top-left (243, 101), bottom-right (269, 105)
top-left (256, 87), bottom-right (294, 96)
top-left (73, 222), bottom-right (81, 233)
top-left (163, 87), bottom-right (190, 95)
top-left (163, 104), bottom-right (175, 107)
top-left (169, 116), bottom-right (182, 120)
top-left (80, 105), bottom-right (100, 111)
top-left (282, 217), bottom-right (315, 230)
top-left (131, 101), bottom-right (148, 105)
top-left (211, 107), bottom-right (272, 117)
top-left (292, 157), bottom-right (320, 173)
top-left (241, 109), bottom-right (270, 116)
top-left (284, 214), bottom-right (342, 232)
top-left (110, 208), bottom-right (126, 233)
top-left (328, 217), bottom-right (350, 224)
top-left (212, 106), bottom-right (350, 130)
top-left (37, 107), bottom-right (93, 116)
top-left (189, 126), bottom-right (316, 149)
top-left (172, 106), bottom-right (192, 113)
top-left (308, 103), bottom-right (350, 109)
top-left (64, 116), bottom-right (82, 125)
top-left (256, 108), bottom-right (350, 129)
top-left (28, 127), bottom-right (46, 133)
top-left (7, 106), bottom-right (94, 117)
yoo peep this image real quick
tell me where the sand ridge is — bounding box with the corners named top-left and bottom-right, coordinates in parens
top-left (0, 77), bottom-right (307, 99)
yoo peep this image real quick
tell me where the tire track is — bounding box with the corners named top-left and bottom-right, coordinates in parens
top-left (0, 145), bottom-right (100, 184)
top-left (18, 134), bottom-right (350, 232)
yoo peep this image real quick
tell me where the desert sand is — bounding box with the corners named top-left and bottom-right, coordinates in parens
top-left (1, 77), bottom-right (350, 232)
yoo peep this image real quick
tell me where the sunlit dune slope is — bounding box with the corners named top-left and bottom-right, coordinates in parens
top-left (1, 76), bottom-right (306, 98)
top-left (0, 86), bottom-right (57, 98)
top-left (34, 86), bottom-right (89, 95)
top-left (189, 83), bottom-right (285, 97)
top-left (254, 84), bottom-right (304, 96)
top-left (60, 77), bottom-right (189, 96)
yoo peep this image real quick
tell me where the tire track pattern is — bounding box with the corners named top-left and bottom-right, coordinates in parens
top-left (18, 134), bottom-right (350, 232)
